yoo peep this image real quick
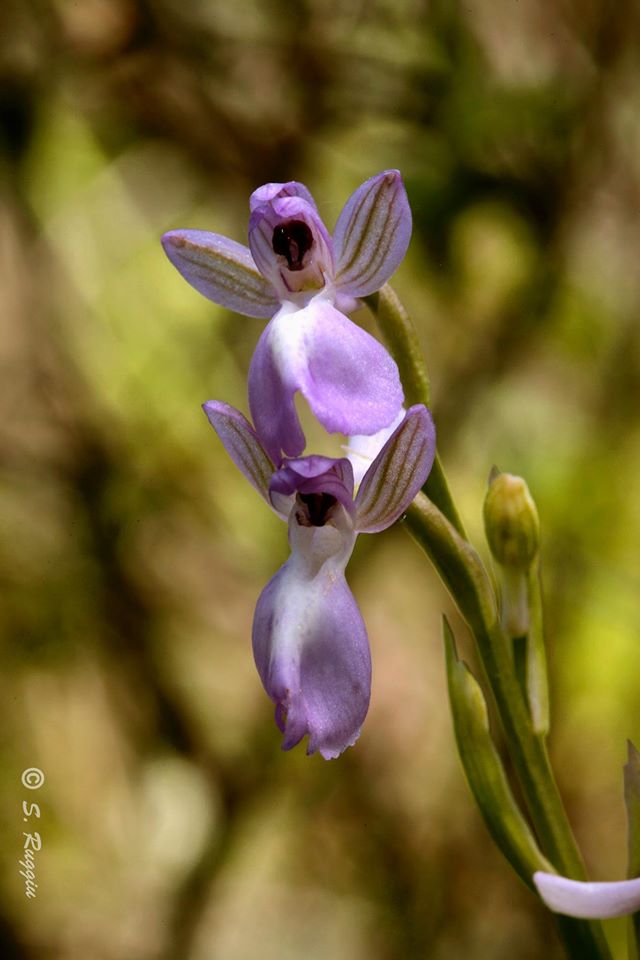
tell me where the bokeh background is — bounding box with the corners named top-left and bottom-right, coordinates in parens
top-left (2, 0), bottom-right (640, 957)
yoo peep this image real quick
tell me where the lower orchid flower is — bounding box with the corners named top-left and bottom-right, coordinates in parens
top-left (203, 401), bottom-right (436, 758)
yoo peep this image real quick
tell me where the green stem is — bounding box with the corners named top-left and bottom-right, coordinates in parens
top-left (365, 286), bottom-right (466, 537)
top-left (425, 453), bottom-right (467, 539)
top-left (364, 286), bottom-right (431, 408)
top-left (404, 495), bottom-right (612, 960)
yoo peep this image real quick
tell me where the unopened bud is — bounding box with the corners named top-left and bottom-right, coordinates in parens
top-left (483, 472), bottom-right (540, 571)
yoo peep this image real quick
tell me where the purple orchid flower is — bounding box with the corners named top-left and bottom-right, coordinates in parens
top-left (534, 871), bottom-right (640, 919)
top-left (202, 400), bottom-right (436, 758)
top-left (162, 171), bottom-right (412, 465)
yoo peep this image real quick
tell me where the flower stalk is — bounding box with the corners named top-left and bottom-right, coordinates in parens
top-left (443, 616), bottom-right (554, 886)
top-left (405, 494), bottom-right (611, 959)
top-left (368, 284), bottom-right (612, 959)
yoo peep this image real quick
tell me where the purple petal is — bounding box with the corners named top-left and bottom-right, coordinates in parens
top-left (296, 303), bottom-right (404, 437)
top-left (269, 456), bottom-right (355, 515)
top-left (202, 401), bottom-right (274, 503)
top-left (249, 181), bottom-right (317, 212)
top-left (162, 230), bottom-right (279, 319)
top-left (248, 308), bottom-right (307, 464)
top-left (533, 871), bottom-right (640, 919)
top-left (355, 405), bottom-right (436, 533)
top-left (333, 170), bottom-right (412, 298)
top-left (248, 299), bottom-right (404, 463)
top-left (249, 196), bottom-right (334, 300)
top-left (252, 560), bottom-right (370, 759)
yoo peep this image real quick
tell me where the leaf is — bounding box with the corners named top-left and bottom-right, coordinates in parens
top-left (443, 616), bottom-right (552, 887)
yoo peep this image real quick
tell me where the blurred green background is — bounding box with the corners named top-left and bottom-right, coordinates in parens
top-left (2, 0), bottom-right (640, 957)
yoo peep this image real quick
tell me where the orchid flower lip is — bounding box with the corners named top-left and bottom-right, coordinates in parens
top-left (249, 296), bottom-right (404, 465)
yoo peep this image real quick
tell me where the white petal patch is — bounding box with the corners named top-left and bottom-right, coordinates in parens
top-left (267, 301), bottom-right (312, 389)
top-left (344, 408), bottom-right (405, 487)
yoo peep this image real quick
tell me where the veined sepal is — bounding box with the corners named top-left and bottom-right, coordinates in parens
top-left (161, 230), bottom-right (279, 318)
top-left (364, 285), bottom-right (466, 537)
top-left (354, 405), bottom-right (435, 533)
top-left (333, 171), bottom-right (412, 298)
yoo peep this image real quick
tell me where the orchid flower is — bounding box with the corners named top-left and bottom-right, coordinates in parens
top-left (203, 400), bottom-right (436, 758)
top-left (162, 171), bottom-right (412, 465)
top-left (534, 871), bottom-right (640, 919)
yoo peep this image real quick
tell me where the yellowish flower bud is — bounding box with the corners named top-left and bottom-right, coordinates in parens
top-left (483, 472), bottom-right (540, 571)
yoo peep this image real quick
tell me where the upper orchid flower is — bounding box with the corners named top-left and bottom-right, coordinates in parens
top-left (162, 171), bottom-right (412, 465)
top-left (202, 400), bottom-right (436, 758)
